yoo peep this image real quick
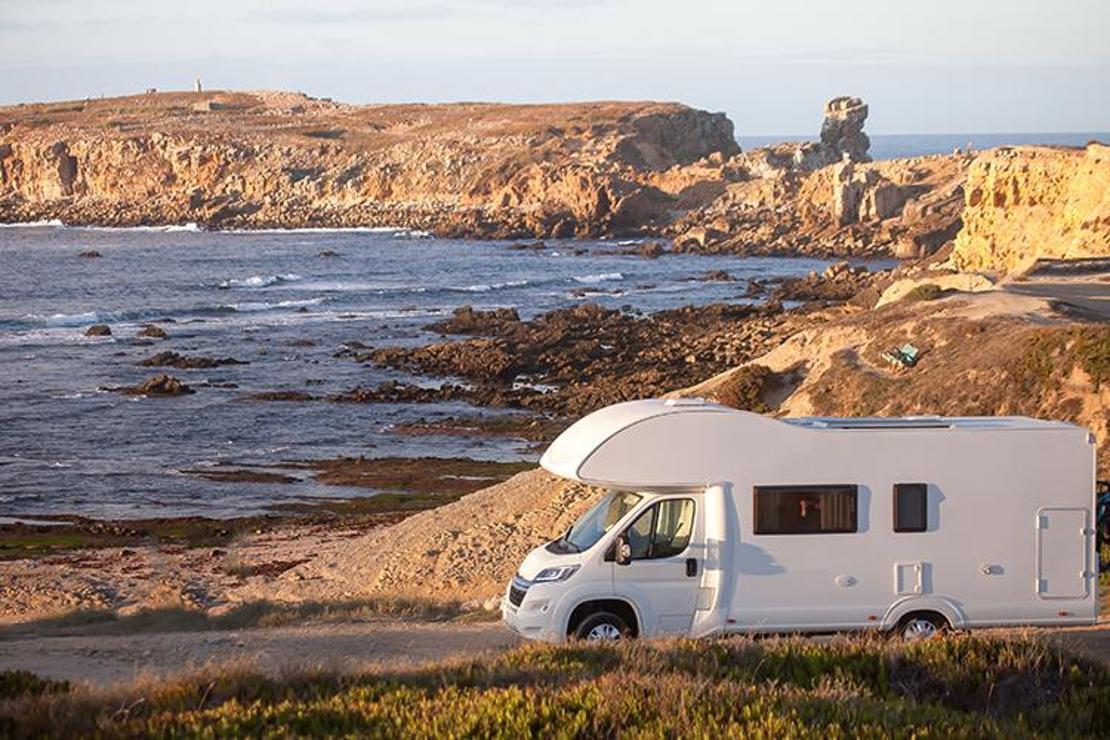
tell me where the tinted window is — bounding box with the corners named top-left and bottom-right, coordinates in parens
top-left (894, 483), bottom-right (928, 532)
top-left (753, 485), bottom-right (858, 534)
top-left (624, 499), bottom-right (696, 559)
top-left (626, 505), bottom-right (655, 559)
top-left (652, 499), bottom-right (696, 558)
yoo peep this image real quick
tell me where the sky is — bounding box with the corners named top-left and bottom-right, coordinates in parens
top-left (0, 0), bottom-right (1107, 134)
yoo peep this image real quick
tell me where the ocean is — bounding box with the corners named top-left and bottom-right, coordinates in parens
top-left (0, 225), bottom-right (860, 520)
top-left (736, 132), bottom-right (1109, 161)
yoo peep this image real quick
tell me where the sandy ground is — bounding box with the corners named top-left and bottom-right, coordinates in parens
top-left (0, 522), bottom-right (373, 625)
top-left (0, 621), bottom-right (522, 688)
top-left (3, 621), bottom-right (1110, 690)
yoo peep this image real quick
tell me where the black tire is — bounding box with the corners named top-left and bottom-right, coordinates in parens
top-left (573, 612), bottom-right (632, 641)
top-left (893, 612), bottom-right (948, 641)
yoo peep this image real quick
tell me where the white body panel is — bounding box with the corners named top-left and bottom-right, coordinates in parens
top-left (502, 399), bottom-right (1098, 641)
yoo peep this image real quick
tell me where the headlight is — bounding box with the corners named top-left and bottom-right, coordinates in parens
top-left (532, 565), bottom-right (580, 583)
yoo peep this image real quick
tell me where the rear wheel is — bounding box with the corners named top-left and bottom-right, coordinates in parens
top-left (895, 612), bottom-right (948, 641)
top-left (574, 612), bottom-right (632, 641)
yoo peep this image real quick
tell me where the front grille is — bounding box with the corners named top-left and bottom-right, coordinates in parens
top-left (508, 575), bottom-right (530, 607)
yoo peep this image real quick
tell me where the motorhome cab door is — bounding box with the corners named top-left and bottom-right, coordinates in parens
top-left (612, 496), bottom-right (703, 635)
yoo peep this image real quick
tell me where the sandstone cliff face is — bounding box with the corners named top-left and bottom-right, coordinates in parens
top-left (0, 91), bottom-right (737, 236)
top-left (950, 144), bottom-right (1110, 273)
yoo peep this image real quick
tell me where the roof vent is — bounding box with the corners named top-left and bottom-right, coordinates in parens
top-left (664, 397), bottom-right (708, 407)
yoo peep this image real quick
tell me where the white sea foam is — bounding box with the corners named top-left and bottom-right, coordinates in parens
top-left (43, 311), bottom-right (101, 327)
top-left (0, 219), bottom-right (65, 228)
top-left (222, 297), bottom-right (325, 312)
top-left (449, 279), bottom-right (529, 293)
top-left (222, 226), bottom-right (405, 234)
top-left (572, 272), bottom-right (624, 284)
top-left (218, 273), bottom-right (304, 289)
top-left (62, 222), bottom-right (204, 233)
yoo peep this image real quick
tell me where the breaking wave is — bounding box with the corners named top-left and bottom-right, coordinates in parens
top-left (220, 297), bottom-right (326, 312)
top-left (573, 272), bottom-right (624, 284)
top-left (218, 273), bottom-right (304, 289)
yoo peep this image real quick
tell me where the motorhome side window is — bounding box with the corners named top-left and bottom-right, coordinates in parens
top-left (625, 499), bottom-right (695, 559)
top-left (753, 485), bottom-right (857, 534)
top-left (893, 483), bottom-right (928, 532)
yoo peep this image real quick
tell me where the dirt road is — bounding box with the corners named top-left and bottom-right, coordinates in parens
top-left (0, 621), bottom-right (521, 687)
top-left (3, 621), bottom-right (1109, 689)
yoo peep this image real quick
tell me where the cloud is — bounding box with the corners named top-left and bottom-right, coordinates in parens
top-left (247, 0), bottom-right (611, 25)
top-left (249, 3), bottom-right (456, 24)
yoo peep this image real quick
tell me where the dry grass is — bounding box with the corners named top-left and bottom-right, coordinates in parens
top-left (0, 597), bottom-right (494, 641)
top-left (2, 633), bottom-right (1107, 737)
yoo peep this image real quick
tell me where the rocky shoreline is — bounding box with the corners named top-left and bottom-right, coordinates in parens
top-left (0, 91), bottom-right (968, 260)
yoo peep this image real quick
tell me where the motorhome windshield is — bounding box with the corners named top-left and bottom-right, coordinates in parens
top-left (550, 491), bottom-right (643, 553)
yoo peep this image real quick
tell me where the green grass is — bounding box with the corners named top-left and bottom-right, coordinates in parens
top-left (3, 634), bottom-right (1107, 737)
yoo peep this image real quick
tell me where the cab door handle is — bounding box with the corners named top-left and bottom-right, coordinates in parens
top-left (686, 558), bottom-right (698, 577)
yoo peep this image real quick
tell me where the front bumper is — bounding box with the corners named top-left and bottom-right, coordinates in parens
top-left (501, 576), bottom-right (560, 642)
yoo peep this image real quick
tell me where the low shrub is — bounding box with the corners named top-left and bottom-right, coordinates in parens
top-left (902, 283), bottom-right (945, 302)
top-left (3, 634), bottom-right (1107, 737)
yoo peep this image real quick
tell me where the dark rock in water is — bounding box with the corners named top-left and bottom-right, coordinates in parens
top-left (138, 351), bottom-right (247, 369)
top-left (692, 269), bottom-right (735, 282)
top-left (425, 305), bottom-right (521, 335)
top-left (317, 249), bottom-right (341, 257)
top-left (183, 468), bottom-right (299, 484)
top-left (77, 250), bottom-right (103, 258)
top-left (636, 241), bottom-right (666, 258)
top-left (508, 241), bottom-right (546, 251)
top-left (121, 374), bottom-right (194, 396)
top-left (85, 324), bottom-right (112, 336)
top-left (137, 324), bottom-right (168, 339)
top-left (247, 390), bottom-right (316, 402)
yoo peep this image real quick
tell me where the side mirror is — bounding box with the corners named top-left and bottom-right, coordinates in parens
top-left (614, 534), bottom-right (632, 566)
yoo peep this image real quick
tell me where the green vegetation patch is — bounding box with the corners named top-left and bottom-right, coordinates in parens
top-left (0, 671), bottom-right (69, 701)
top-left (712, 364), bottom-right (780, 413)
top-left (902, 283), bottom-right (946, 302)
top-left (4, 634), bottom-right (1107, 737)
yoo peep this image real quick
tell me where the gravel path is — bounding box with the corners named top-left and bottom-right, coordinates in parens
top-left (0, 621), bottom-right (521, 688)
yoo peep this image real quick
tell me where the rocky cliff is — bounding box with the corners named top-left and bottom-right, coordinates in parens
top-left (0, 90), bottom-right (737, 236)
top-left (949, 144), bottom-right (1110, 273)
top-left (660, 98), bottom-right (970, 258)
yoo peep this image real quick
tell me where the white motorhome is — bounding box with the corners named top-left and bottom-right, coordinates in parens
top-left (502, 399), bottom-right (1098, 642)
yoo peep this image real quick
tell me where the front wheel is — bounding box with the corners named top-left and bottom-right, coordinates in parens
top-left (574, 612), bottom-right (632, 641)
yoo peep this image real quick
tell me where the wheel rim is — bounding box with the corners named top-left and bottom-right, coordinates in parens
top-left (586, 622), bottom-right (622, 641)
top-left (902, 618), bottom-right (938, 640)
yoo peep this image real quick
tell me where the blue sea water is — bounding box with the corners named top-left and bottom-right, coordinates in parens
top-left (737, 132), bottom-right (1108, 161)
top-left (0, 225), bottom-right (861, 519)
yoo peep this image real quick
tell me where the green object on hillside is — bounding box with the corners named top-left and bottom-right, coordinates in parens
top-left (882, 343), bottom-right (920, 369)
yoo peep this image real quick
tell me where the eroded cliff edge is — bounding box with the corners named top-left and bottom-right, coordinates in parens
top-left (3, 91), bottom-right (1106, 264)
top-left (950, 143), bottom-right (1110, 273)
top-left (0, 91), bottom-right (738, 237)
top-left (0, 90), bottom-right (964, 254)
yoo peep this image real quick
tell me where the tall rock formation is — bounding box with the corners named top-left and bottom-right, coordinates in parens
top-left (820, 96), bottom-right (871, 164)
top-left (950, 143), bottom-right (1110, 273)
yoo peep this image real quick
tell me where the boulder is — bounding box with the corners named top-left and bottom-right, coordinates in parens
top-left (123, 374), bottom-right (195, 396)
top-left (85, 324), bottom-right (111, 336)
top-left (136, 325), bottom-right (167, 339)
